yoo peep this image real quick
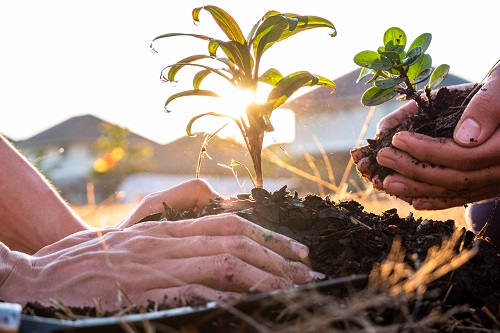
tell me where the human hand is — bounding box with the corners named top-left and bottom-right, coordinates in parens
top-left (454, 62), bottom-right (500, 146)
top-left (118, 178), bottom-right (221, 228)
top-left (351, 63), bottom-right (500, 210)
top-left (1, 214), bottom-right (321, 311)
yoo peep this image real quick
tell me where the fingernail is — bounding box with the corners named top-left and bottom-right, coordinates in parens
top-left (386, 181), bottom-right (408, 194)
top-left (415, 201), bottom-right (433, 210)
top-left (392, 133), bottom-right (409, 152)
top-left (309, 270), bottom-right (326, 281)
top-left (292, 242), bottom-right (309, 259)
top-left (455, 118), bottom-right (480, 144)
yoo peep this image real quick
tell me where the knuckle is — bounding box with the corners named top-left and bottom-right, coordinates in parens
top-left (219, 214), bottom-right (249, 234)
top-left (213, 253), bottom-right (239, 277)
top-left (180, 284), bottom-right (205, 301)
top-left (224, 235), bottom-right (252, 254)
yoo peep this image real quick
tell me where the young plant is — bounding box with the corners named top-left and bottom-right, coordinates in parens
top-left (151, 5), bottom-right (337, 188)
top-left (353, 27), bottom-right (449, 114)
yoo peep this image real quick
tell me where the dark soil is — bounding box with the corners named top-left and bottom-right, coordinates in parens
top-left (19, 85), bottom-right (500, 331)
top-left (20, 188), bottom-right (500, 331)
top-left (354, 86), bottom-right (478, 181)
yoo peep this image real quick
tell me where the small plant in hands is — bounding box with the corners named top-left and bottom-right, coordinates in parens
top-left (151, 5), bottom-right (337, 188)
top-left (351, 27), bottom-right (477, 181)
top-left (353, 26), bottom-right (449, 113)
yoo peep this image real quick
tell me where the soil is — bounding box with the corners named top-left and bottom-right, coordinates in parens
top-left (19, 86), bottom-right (500, 331)
top-left (355, 86), bottom-right (478, 181)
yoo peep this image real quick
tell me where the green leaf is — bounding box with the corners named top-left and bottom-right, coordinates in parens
top-left (267, 71), bottom-right (335, 109)
top-left (356, 67), bottom-right (373, 83)
top-left (409, 33), bottom-right (432, 55)
top-left (353, 51), bottom-right (392, 70)
top-left (192, 6), bottom-right (245, 44)
top-left (407, 54), bottom-right (432, 82)
top-left (246, 10), bottom-right (280, 43)
top-left (383, 27), bottom-right (406, 49)
top-left (275, 14), bottom-right (337, 41)
top-left (166, 55), bottom-right (212, 82)
top-left (374, 77), bottom-right (405, 89)
top-left (258, 68), bottom-right (283, 86)
top-left (252, 15), bottom-right (289, 63)
top-left (208, 40), bottom-right (254, 80)
top-left (378, 50), bottom-right (400, 63)
top-left (150, 33), bottom-right (212, 52)
top-left (186, 112), bottom-right (245, 138)
top-left (193, 69), bottom-right (212, 89)
top-left (361, 86), bottom-right (399, 106)
top-left (401, 46), bottom-right (422, 66)
top-left (160, 63), bottom-right (232, 86)
top-left (164, 89), bottom-right (220, 112)
top-left (411, 68), bottom-right (432, 85)
top-left (428, 64), bottom-right (450, 89)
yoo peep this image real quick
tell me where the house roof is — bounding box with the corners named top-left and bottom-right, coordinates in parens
top-left (17, 114), bottom-right (160, 148)
top-left (283, 69), bottom-right (470, 114)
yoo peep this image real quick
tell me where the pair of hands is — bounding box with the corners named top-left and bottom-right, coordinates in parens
top-left (1, 179), bottom-right (322, 311)
top-left (352, 63), bottom-right (500, 210)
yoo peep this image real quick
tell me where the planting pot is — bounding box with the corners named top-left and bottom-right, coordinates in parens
top-left (19, 275), bottom-right (367, 333)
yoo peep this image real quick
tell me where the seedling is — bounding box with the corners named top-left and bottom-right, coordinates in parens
top-left (151, 5), bottom-right (337, 188)
top-left (353, 27), bottom-right (449, 114)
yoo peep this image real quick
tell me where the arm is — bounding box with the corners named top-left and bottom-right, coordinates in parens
top-left (0, 133), bottom-right (223, 252)
top-left (0, 134), bottom-right (88, 253)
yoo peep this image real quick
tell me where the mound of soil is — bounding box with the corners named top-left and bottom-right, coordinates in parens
top-left (21, 187), bottom-right (500, 331)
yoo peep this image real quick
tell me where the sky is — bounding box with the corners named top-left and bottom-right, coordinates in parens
top-left (1, 1), bottom-right (499, 145)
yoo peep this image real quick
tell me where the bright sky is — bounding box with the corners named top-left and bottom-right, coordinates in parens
top-left (1, 1), bottom-right (498, 144)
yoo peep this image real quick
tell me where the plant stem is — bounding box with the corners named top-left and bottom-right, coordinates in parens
top-left (246, 103), bottom-right (265, 188)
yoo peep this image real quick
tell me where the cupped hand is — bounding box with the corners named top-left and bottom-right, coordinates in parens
top-left (376, 130), bottom-right (500, 209)
top-left (351, 62), bottom-right (500, 210)
top-left (1, 214), bottom-right (321, 311)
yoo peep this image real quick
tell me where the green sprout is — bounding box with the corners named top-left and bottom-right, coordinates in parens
top-left (353, 27), bottom-right (449, 114)
top-left (151, 5), bottom-right (337, 188)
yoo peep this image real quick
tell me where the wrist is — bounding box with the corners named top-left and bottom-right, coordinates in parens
top-left (0, 243), bottom-right (32, 304)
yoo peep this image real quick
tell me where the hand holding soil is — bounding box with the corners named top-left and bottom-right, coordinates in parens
top-left (0, 213), bottom-right (317, 311)
top-left (352, 64), bottom-right (500, 210)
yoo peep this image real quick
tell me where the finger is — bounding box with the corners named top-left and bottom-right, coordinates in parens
top-left (376, 147), bottom-right (500, 191)
top-left (382, 173), bottom-right (500, 200)
top-left (376, 101), bottom-right (419, 135)
top-left (411, 192), bottom-right (499, 210)
top-left (392, 131), bottom-right (500, 170)
top-left (355, 156), bottom-right (374, 180)
top-left (119, 179), bottom-right (221, 228)
top-left (139, 254), bottom-right (297, 292)
top-left (123, 234), bottom-right (314, 284)
top-left (454, 66), bottom-right (500, 147)
top-left (350, 145), bottom-right (370, 163)
top-left (147, 214), bottom-right (310, 261)
top-left (138, 284), bottom-right (241, 309)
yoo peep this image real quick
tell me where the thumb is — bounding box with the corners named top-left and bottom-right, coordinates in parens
top-left (454, 64), bottom-right (500, 147)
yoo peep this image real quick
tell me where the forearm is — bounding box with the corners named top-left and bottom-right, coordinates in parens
top-left (0, 135), bottom-right (89, 254)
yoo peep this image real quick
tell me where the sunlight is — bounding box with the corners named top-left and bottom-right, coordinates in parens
top-left (218, 88), bottom-right (254, 120)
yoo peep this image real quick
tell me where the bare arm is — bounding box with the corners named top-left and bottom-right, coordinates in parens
top-left (0, 134), bottom-right (88, 253)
